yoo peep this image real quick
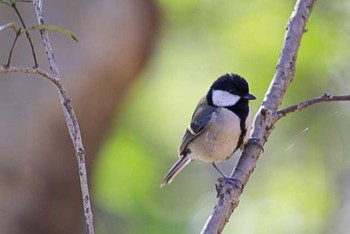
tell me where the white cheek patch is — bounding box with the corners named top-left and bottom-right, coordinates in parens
top-left (212, 90), bottom-right (240, 107)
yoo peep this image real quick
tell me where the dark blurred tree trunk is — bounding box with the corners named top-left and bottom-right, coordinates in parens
top-left (0, 0), bottom-right (159, 233)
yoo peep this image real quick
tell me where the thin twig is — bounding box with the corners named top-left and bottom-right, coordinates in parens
top-left (200, 0), bottom-right (316, 233)
top-left (0, 65), bottom-right (57, 84)
top-left (5, 29), bottom-right (21, 67)
top-left (11, 2), bottom-right (38, 67)
top-left (277, 93), bottom-right (350, 119)
top-left (32, 0), bottom-right (94, 233)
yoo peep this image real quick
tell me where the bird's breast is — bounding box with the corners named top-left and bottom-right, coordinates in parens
top-left (188, 108), bottom-right (241, 163)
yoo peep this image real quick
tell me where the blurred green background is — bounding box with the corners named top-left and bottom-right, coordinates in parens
top-left (92, 0), bottom-right (350, 233)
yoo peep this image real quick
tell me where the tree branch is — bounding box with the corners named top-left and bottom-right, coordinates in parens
top-left (0, 65), bottom-right (57, 84)
top-left (200, 0), bottom-right (316, 233)
top-left (277, 93), bottom-right (350, 119)
top-left (5, 29), bottom-right (21, 67)
top-left (31, 1), bottom-right (94, 233)
top-left (0, 65), bottom-right (94, 234)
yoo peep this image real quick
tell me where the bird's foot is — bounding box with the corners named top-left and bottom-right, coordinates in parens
top-left (221, 176), bottom-right (240, 187)
top-left (248, 137), bottom-right (264, 152)
top-left (215, 176), bottom-right (242, 196)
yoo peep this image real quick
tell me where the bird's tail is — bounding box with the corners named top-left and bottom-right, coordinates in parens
top-left (160, 156), bottom-right (191, 188)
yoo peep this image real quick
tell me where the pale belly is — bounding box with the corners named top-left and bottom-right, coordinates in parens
top-left (187, 108), bottom-right (243, 163)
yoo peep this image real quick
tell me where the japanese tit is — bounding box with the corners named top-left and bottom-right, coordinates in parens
top-left (161, 73), bottom-right (256, 187)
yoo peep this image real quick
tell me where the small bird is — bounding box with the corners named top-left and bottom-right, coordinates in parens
top-left (160, 73), bottom-right (256, 187)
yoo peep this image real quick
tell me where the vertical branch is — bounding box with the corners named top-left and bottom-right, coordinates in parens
top-left (5, 29), bottom-right (21, 67)
top-left (200, 0), bottom-right (316, 233)
top-left (32, 0), bottom-right (94, 233)
top-left (11, 2), bottom-right (38, 67)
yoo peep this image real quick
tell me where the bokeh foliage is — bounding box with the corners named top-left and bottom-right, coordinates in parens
top-left (94, 0), bottom-right (350, 233)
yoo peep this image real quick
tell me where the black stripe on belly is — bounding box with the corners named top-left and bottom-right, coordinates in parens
top-left (226, 100), bottom-right (249, 152)
top-left (235, 121), bottom-right (246, 151)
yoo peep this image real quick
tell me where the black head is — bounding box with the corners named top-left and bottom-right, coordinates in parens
top-left (207, 73), bottom-right (255, 107)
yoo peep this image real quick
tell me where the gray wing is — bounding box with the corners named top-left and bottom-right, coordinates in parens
top-left (178, 97), bottom-right (216, 156)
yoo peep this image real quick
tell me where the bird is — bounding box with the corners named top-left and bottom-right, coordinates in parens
top-left (160, 73), bottom-right (256, 187)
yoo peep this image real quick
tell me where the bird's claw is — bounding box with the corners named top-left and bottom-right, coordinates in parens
top-left (215, 176), bottom-right (242, 197)
top-left (248, 137), bottom-right (264, 152)
top-left (217, 176), bottom-right (241, 188)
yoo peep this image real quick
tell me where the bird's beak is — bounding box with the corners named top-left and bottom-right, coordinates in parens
top-left (243, 93), bottom-right (256, 100)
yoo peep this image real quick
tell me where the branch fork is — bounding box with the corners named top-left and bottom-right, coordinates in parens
top-left (202, 2), bottom-right (350, 227)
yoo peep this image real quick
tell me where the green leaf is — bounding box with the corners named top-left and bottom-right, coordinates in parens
top-left (0, 0), bottom-right (11, 5)
top-left (3, 0), bottom-right (32, 4)
top-left (0, 22), bottom-right (18, 32)
top-left (27, 24), bottom-right (78, 42)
